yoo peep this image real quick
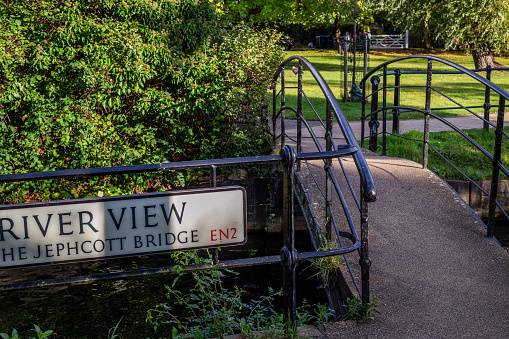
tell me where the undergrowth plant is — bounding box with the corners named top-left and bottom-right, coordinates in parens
top-left (0, 0), bottom-right (282, 203)
top-left (0, 325), bottom-right (54, 339)
top-left (343, 296), bottom-right (380, 323)
top-left (146, 250), bottom-right (334, 339)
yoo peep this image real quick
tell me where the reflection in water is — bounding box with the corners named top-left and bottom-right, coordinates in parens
top-left (0, 232), bottom-right (327, 337)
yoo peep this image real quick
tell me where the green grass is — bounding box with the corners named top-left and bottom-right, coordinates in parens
top-left (277, 49), bottom-right (509, 122)
top-left (380, 128), bottom-right (509, 181)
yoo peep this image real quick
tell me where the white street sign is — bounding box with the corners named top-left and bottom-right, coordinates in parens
top-left (0, 186), bottom-right (246, 268)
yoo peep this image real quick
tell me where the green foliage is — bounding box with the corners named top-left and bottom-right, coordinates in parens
top-left (0, 325), bottom-right (54, 339)
top-left (218, 0), bottom-right (371, 29)
top-left (0, 0), bottom-right (282, 203)
top-left (378, 0), bottom-right (509, 57)
top-left (343, 296), bottom-right (380, 323)
top-left (146, 250), bottom-right (333, 338)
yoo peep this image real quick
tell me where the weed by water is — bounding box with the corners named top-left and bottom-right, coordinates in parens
top-left (0, 325), bottom-right (54, 339)
top-left (146, 250), bottom-right (333, 339)
top-left (343, 296), bottom-right (380, 323)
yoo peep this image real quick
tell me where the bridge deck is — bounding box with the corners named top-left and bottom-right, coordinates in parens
top-left (283, 118), bottom-right (509, 338)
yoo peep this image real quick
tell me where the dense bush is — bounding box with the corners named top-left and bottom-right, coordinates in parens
top-left (0, 0), bottom-right (283, 202)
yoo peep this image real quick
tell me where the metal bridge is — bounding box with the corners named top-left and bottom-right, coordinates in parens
top-left (271, 55), bottom-right (509, 337)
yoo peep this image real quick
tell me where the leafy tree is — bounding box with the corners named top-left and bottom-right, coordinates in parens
top-left (378, 0), bottom-right (509, 68)
top-left (218, 0), bottom-right (372, 49)
top-left (0, 0), bottom-right (283, 203)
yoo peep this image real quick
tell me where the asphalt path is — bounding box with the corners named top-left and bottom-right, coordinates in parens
top-left (282, 115), bottom-right (509, 338)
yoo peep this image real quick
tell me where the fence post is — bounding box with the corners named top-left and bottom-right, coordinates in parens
top-left (369, 76), bottom-right (380, 152)
top-left (360, 188), bottom-right (371, 305)
top-left (363, 36), bottom-right (368, 79)
top-left (281, 66), bottom-right (286, 148)
top-left (361, 78), bottom-right (366, 148)
top-left (487, 95), bottom-right (505, 237)
top-left (272, 81), bottom-right (277, 149)
top-left (297, 60), bottom-right (303, 171)
top-left (423, 59), bottom-right (433, 169)
top-left (325, 100), bottom-right (333, 240)
top-left (382, 65), bottom-right (387, 156)
top-left (392, 69), bottom-right (401, 134)
top-left (343, 39), bottom-right (349, 102)
top-left (404, 30), bottom-right (409, 49)
top-left (281, 145), bottom-right (298, 325)
top-left (210, 165), bottom-right (219, 265)
top-left (484, 65), bottom-right (492, 132)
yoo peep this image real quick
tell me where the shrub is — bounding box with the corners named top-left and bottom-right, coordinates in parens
top-left (0, 0), bottom-right (283, 203)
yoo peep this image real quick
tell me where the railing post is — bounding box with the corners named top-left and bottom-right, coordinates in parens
top-left (325, 100), bottom-right (333, 240)
top-left (361, 79), bottom-right (366, 148)
top-left (423, 59), bottom-right (433, 169)
top-left (382, 65), bottom-right (388, 156)
top-left (487, 95), bottom-right (505, 237)
top-left (360, 189), bottom-right (371, 305)
top-left (363, 36), bottom-right (368, 79)
top-left (297, 60), bottom-right (303, 171)
top-left (393, 69), bottom-right (401, 134)
top-left (272, 81), bottom-right (277, 149)
top-left (210, 165), bottom-right (219, 265)
top-left (369, 76), bottom-right (380, 152)
top-left (281, 145), bottom-right (298, 325)
top-left (281, 66), bottom-right (286, 148)
top-left (483, 65), bottom-right (492, 132)
top-left (343, 39), bottom-right (349, 102)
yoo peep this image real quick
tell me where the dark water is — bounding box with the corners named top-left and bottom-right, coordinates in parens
top-left (0, 232), bottom-right (328, 338)
top-left (482, 218), bottom-right (509, 247)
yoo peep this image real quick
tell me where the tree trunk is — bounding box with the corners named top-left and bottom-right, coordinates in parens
top-left (472, 44), bottom-right (505, 69)
top-left (423, 17), bottom-right (433, 51)
top-left (335, 16), bottom-right (342, 54)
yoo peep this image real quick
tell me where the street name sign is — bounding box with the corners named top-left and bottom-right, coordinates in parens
top-left (0, 186), bottom-right (246, 268)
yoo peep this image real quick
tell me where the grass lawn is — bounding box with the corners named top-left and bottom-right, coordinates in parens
top-left (277, 49), bottom-right (509, 122)
top-left (380, 128), bottom-right (509, 181)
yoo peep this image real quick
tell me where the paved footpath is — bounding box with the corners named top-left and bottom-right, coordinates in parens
top-left (283, 115), bottom-right (509, 338)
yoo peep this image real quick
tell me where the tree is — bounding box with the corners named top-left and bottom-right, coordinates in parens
top-left (217, 0), bottom-right (372, 50)
top-left (379, 0), bottom-right (509, 68)
top-left (438, 0), bottom-right (509, 68)
top-left (0, 0), bottom-right (282, 202)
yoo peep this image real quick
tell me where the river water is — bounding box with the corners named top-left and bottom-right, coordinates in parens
top-left (0, 231), bottom-right (328, 338)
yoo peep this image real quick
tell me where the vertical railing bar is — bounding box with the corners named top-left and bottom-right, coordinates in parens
top-left (360, 185), bottom-right (371, 305)
top-left (343, 39), bottom-right (349, 102)
top-left (210, 165), bottom-right (219, 265)
top-left (423, 59), bottom-right (433, 169)
top-left (281, 66), bottom-right (286, 148)
top-left (325, 100), bottom-right (333, 240)
top-left (361, 78), bottom-right (366, 148)
top-left (272, 81), bottom-right (277, 149)
top-left (484, 65), bottom-right (492, 131)
top-left (297, 61), bottom-right (303, 171)
top-left (393, 69), bottom-right (401, 134)
top-left (281, 146), bottom-right (297, 325)
top-left (363, 36), bottom-right (368, 79)
top-left (382, 65), bottom-right (387, 156)
top-left (369, 76), bottom-right (380, 152)
top-left (487, 95), bottom-right (505, 237)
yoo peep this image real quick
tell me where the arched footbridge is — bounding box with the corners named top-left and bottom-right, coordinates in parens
top-left (271, 55), bottom-right (509, 337)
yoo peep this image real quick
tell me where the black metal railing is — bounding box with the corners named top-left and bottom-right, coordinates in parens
top-left (0, 145), bottom-right (361, 326)
top-left (360, 55), bottom-right (509, 239)
top-left (270, 56), bottom-right (377, 314)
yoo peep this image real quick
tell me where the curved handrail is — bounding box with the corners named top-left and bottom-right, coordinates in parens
top-left (274, 56), bottom-right (377, 202)
top-left (361, 55), bottom-right (509, 101)
top-left (361, 54), bottom-right (509, 240)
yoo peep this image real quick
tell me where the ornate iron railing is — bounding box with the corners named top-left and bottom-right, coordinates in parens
top-left (269, 56), bottom-right (377, 315)
top-left (360, 55), bottom-right (509, 240)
